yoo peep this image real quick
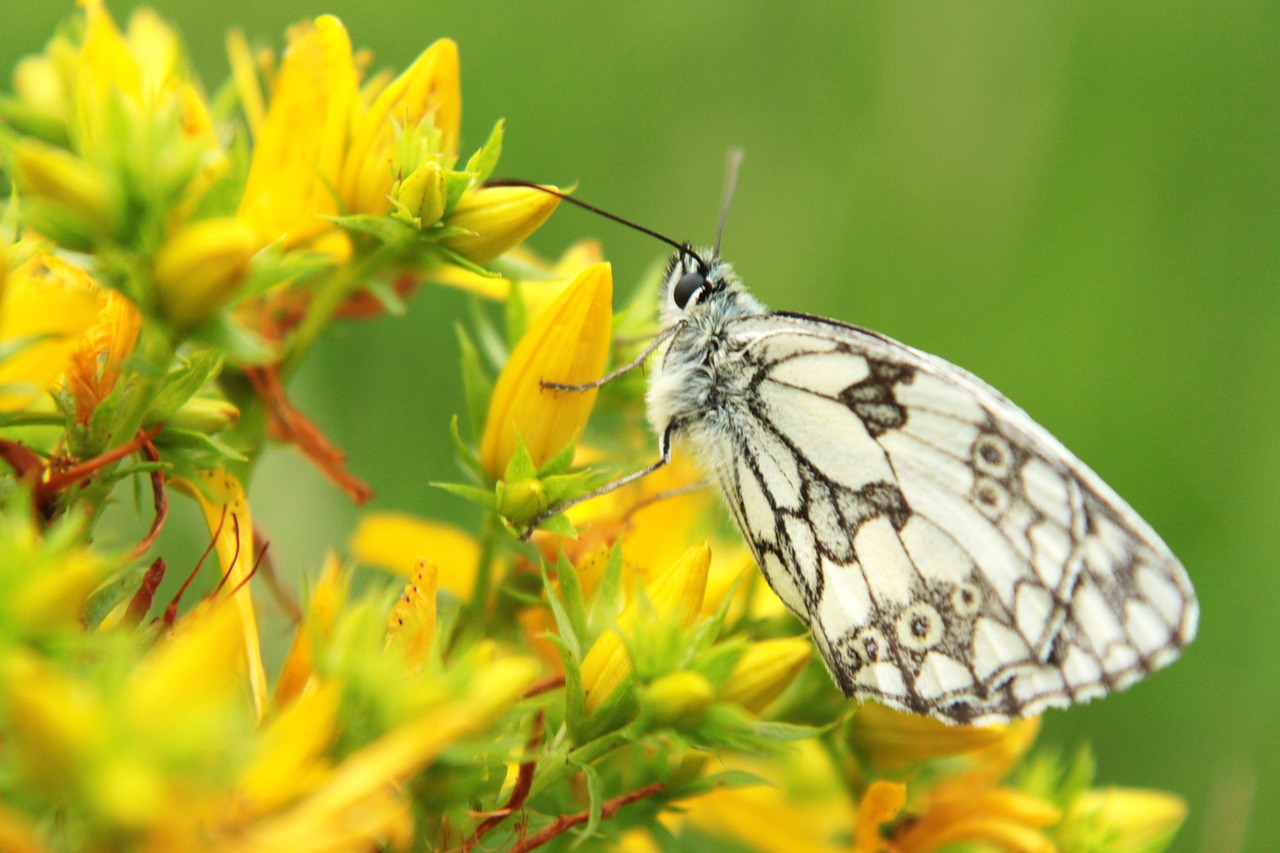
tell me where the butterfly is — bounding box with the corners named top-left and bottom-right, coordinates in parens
top-left (505, 165), bottom-right (1199, 725)
top-left (642, 248), bottom-right (1198, 725)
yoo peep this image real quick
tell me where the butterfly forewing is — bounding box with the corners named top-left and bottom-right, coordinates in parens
top-left (705, 312), bottom-right (1198, 725)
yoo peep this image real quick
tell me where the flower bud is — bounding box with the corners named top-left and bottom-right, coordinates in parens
top-left (479, 262), bottom-right (611, 479)
top-left (166, 396), bottom-right (240, 433)
top-left (13, 139), bottom-right (117, 245)
top-left (580, 543), bottom-right (710, 713)
top-left (1064, 788), bottom-right (1187, 853)
top-left (720, 637), bottom-right (811, 714)
top-left (497, 477), bottom-right (549, 526)
top-left (395, 160), bottom-right (449, 227)
top-left (153, 217), bottom-right (259, 328)
top-left (440, 185), bottom-right (559, 265)
top-left (642, 671), bottom-right (714, 729)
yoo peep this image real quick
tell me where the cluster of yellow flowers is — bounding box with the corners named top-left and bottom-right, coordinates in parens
top-left (0, 4), bottom-right (1189, 851)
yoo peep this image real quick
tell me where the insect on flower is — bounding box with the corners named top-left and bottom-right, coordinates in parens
top-left (495, 151), bottom-right (1198, 725)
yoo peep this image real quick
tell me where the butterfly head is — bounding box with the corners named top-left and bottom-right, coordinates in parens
top-left (660, 246), bottom-right (761, 329)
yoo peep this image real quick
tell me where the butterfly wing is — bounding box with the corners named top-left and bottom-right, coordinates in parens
top-left (709, 311), bottom-right (1198, 725)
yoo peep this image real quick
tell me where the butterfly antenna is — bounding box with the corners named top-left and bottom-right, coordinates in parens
top-left (484, 179), bottom-right (707, 269)
top-left (714, 148), bottom-right (745, 259)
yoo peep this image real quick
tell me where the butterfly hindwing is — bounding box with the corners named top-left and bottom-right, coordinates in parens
top-left (710, 312), bottom-right (1198, 724)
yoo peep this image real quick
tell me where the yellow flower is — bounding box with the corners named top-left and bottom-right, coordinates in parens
top-left (237, 15), bottom-right (357, 255)
top-left (893, 787), bottom-right (1061, 853)
top-left (340, 38), bottom-right (460, 216)
top-left (350, 512), bottom-right (491, 599)
top-left (479, 262), bottom-right (612, 479)
top-left (580, 542), bottom-right (710, 713)
top-left (152, 217), bottom-right (260, 329)
top-left (0, 248), bottom-right (100, 412)
top-left (720, 636), bottom-right (811, 714)
top-left (439, 184), bottom-right (561, 265)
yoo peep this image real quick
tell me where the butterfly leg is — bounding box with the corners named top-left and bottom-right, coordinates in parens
top-left (520, 422), bottom-right (678, 541)
top-left (541, 321), bottom-right (686, 392)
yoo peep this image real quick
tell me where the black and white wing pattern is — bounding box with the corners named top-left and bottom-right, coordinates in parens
top-left (709, 311), bottom-right (1198, 725)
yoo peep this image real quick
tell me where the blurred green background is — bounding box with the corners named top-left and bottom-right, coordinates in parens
top-left (5, 2), bottom-right (1276, 849)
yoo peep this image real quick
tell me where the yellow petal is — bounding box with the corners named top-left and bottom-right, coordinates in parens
top-left (239, 681), bottom-right (342, 812)
top-left (854, 781), bottom-right (907, 853)
top-left (440, 184), bottom-right (560, 265)
top-left (350, 512), bottom-right (487, 599)
top-left (0, 251), bottom-right (100, 412)
top-left (274, 554), bottom-right (347, 709)
top-left (849, 702), bottom-right (1012, 771)
top-left (172, 469), bottom-right (269, 718)
top-left (479, 262), bottom-right (611, 479)
top-left (237, 15), bottom-right (356, 249)
top-left (385, 559), bottom-right (438, 670)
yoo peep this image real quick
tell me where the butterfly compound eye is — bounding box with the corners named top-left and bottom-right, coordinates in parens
top-left (673, 271), bottom-right (707, 309)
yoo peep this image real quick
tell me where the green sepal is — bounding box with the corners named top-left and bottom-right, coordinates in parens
top-left (537, 441), bottom-right (577, 477)
top-left (465, 119), bottom-right (504, 186)
top-left (442, 169), bottom-right (473, 215)
top-left (145, 349), bottom-right (224, 424)
top-left (467, 294), bottom-right (509, 373)
top-left (502, 433), bottom-right (538, 482)
top-left (360, 277), bottom-right (408, 316)
top-left (537, 512), bottom-right (577, 539)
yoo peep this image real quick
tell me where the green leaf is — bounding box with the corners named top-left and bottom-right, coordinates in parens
top-left (84, 562), bottom-right (154, 629)
top-left (455, 326), bottom-right (493, 445)
top-left (575, 760), bottom-right (605, 843)
top-left (465, 119), bottom-right (505, 185)
top-left (329, 213), bottom-right (416, 245)
top-left (590, 544), bottom-right (626, 638)
top-left (539, 560), bottom-right (581, 662)
top-left (505, 278), bottom-right (528, 351)
top-left (189, 313), bottom-right (276, 366)
top-left (447, 414), bottom-right (486, 481)
top-left (153, 427), bottom-right (247, 467)
top-left (146, 349), bottom-right (224, 424)
top-left (430, 480), bottom-right (498, 511)
top-left (556, 550), bottom-right (590, 652)
top-left (668, 768), bottom-right (769, 800)
top-left (468, 294), bottom-right (510, 373)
